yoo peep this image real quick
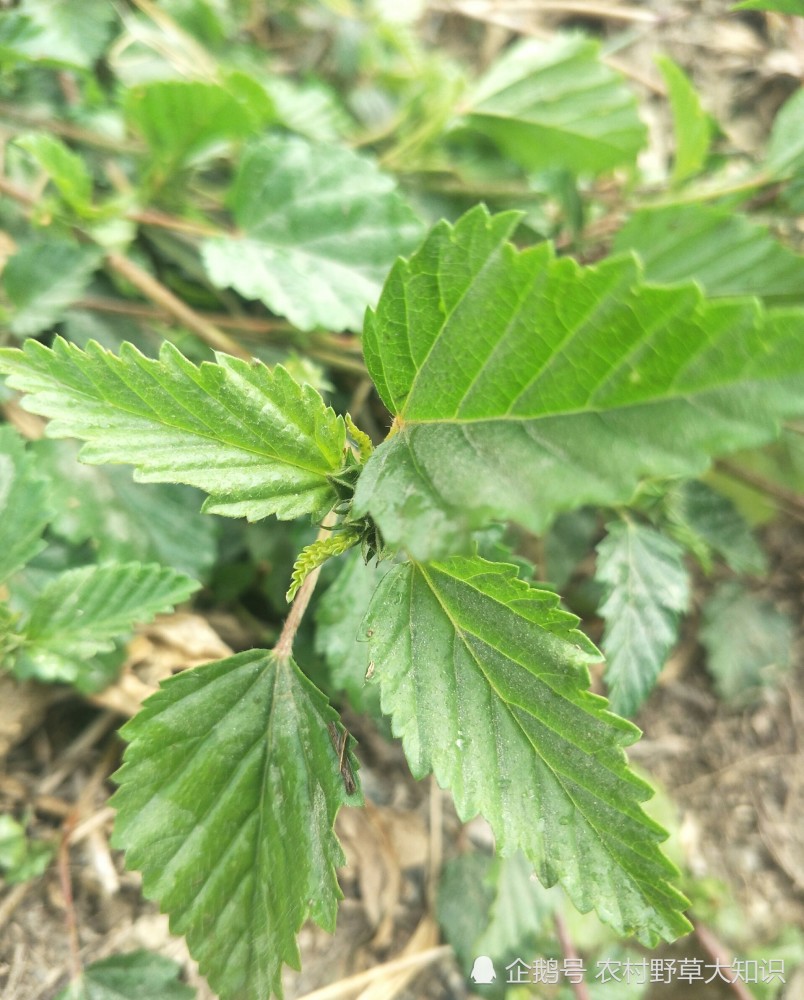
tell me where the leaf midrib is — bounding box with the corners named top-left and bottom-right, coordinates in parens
top-left (398, 367), bottom-right (795, 426)
top-left (414, 563), bottom-right (660, 876)
top-left (467, 107), bottom-right (637, 150)
top-left (4, 347), bottom-right (341, 478)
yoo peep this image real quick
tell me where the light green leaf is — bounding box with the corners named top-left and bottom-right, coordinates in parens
top-left (0, 337), bottom-right (348, 523)
top-left (0, 814), bottom-right (53, 884)
top-left (364, 555), bottom-right (691, 944)
top-left (202, 135), bottom-right (423, 332)
top-left (15, 133), bottom-right (93, 213)
top-left (33, 439), bottom-right (218, 580)
top-left (0, 426), bottom-right (52, 585)
top-left (0, 0), bottom-right (115, 68)
top-left (732, 0), bottom-right (804, 13)
top-left (315, 548), bottom-right (392, 718)
top-left (477, 850), bottom-right (556, 958)
top-left (111, 650), bottom-right (358, 1000)
top-left (437, 850), bottom-right (554, 991)
top-left (15, 563), bottom-right (199, 691)
top-left (354, 206), bottom-right (804, 559)
top-left (595, 521), bottom-right (690, 716)
top-left (701, 583), bottom-right (794, 701)
top-left (264, 77), bottom-right (353, 141)
top-left (664, 480), bottom-right (766, 574)
top-left (767, 87), bottom-right (804, 179)
top-left (3, 242), bottom-right (102, 336)
top-left (655, 56), bottom-right (712, 184)
top-left (124, 79), bottom-right (258, 174)
top-left (613, 204), bottom-right (804, 303)
top-left (437, 854), bottom-right (496, 977)
top-left (464, 35), bottom-right (646, 175)
top-left (54, 951), bottom-right (195, 1000)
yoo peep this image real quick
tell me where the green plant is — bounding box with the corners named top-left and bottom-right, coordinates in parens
top-left (0, 425), bottom-right (199, 691)
top-left (1, 3), bottom-right (803, 998)
top-left (2, 199), bottom-right (803, 994)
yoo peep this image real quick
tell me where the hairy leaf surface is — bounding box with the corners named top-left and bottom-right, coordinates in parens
top-left (614, 204), bottom-right (804, 303)
top-left (3, 242), bottom-right (102, 336)
top-left (701, 583), bottom-right (794, 701)
top-left (355, 206), bottom-right (804, 558)
top-left (363, 555), bottom-right (691, 944)
top-left (664, 480), bottom-right (766, 575)
top-left (202, 136), bottom-right (422, 331)
top-left (0, 0), bottom-right (115, 68)
top-left (0, 337), bottom-right (347, 522)
top-left (55, 951), bottom-right (195, 1000)
top-left (111, 650), bottom-right (358, 1000)
top-left (595, 521), bottom-right (690, 715)
top-left (438, 850), bottom-right (554, 985)
top-left (16, 563), bottom-right (199, 690)
top-left (125, 80), bottom-right (258, 174)
top-left (464, 35), bottom-right (645, 174)
top-left (0, 426), bottom-right (52, 585)
top-left (34, 439), bottom-right (218, 580)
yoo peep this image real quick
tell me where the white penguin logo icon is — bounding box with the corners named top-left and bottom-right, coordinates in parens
top-left (470, 955), bottom-right (496, 984)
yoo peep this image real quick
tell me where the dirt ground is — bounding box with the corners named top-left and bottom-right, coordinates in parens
top-left (1, 2), bottom-right (803, 999)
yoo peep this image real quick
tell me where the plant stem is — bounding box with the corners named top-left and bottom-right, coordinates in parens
top-left (58, 813), bottom-right (83, 984)
top-left (693, 920), bottom-right (756, 1000)
top-left (274, 515), bottom-right (337, 662)
top-left (0, 101), bottom-right (145, 153)
top-left (105, 252), bottom-right (251, 358)
top-left (554, 911), bottom-right (591, 1000)
top-left (715, 459), bottom-right (804, 521)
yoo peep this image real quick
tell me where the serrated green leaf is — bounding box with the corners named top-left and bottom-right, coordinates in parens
top-left (54, 951), bottom-right (195, 1000)
top-left (595, 520), bottom-right (690, 716)
top-left (15, 562), bottom-right (199, 691)
top-left (124, 79), bottom-right (257, 175)
top-left (111, 650), bottom-right (358, 1000)
top-left (655, 56), bottom-right (713, 184)
top-left (732, 0), bottom-right (804, 13)
top-left (0, 0), bottom-right (115, 68)
top-left (354, 206), bottom-right (804, 559)
top-left (665, 480), bottom-right (766, 574)
top-left (202, 135), bottom-right (423, 332)
top-left (314, 548), bottom-right (392, 719)
top-left (363, 554), bottom-right (691, 944)
top-left (701, 583), bottom-right (794, 701)
top-left (613, 204), bottom-right (804, 303)
top-left (3, 242), bottom-right (102, 336)
top-left (767, 87), bottom-right (804, 179)
top-left (0, 426), bottom-right (52, 585)
top-left (0, 337), bottom-right (347, 523)
top-left (32, 439), bottom-right (217, 580)
top-left (464, 35), bottom-right (646, 175)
